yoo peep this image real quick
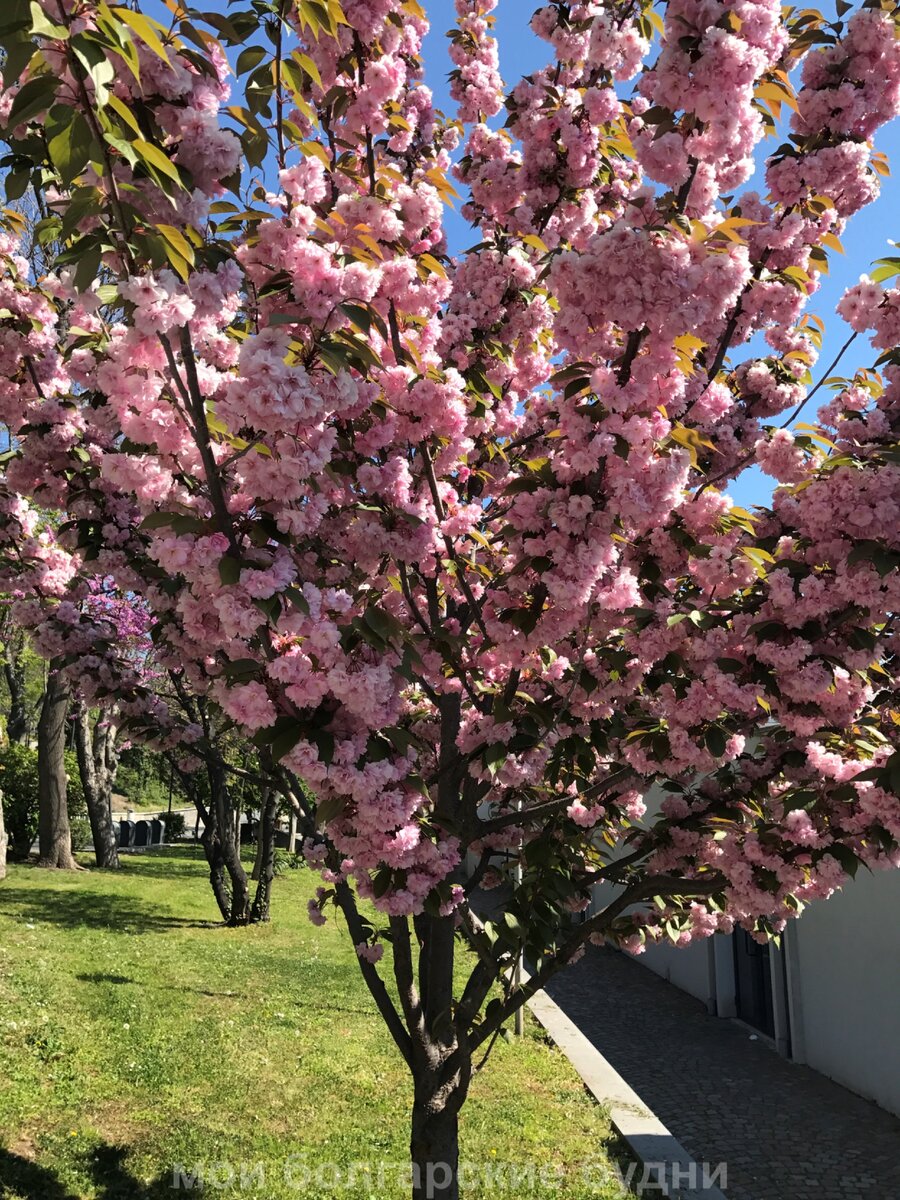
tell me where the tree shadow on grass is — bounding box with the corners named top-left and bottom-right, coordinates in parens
top-left (74, 973), bottom-right (135, 986)
top-left (0, 1145), bottom-right (174, 1200)
top-left (0, 885), bottom-right (218, 934)
top-left (112, 846), bottom-right (212, 881)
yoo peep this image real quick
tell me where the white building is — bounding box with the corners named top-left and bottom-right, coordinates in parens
top-left (600, 859), bottom-right (900, 1117)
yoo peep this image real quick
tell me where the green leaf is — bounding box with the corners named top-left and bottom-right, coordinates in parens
top-left (362, 606), bottom-right (403, 645)
top-left (218, 555), bottom-right (241, 585)
top-left (270, 720), bottom-right (306, 763)
top-left (0, 0), bottom-right (30, 38)
top-left (6, 74), bottom-right (59, 128)
top-left (112, 6), bottom-right (171, 64)
top-left (716, 658), bottom-right (744, 674)
top-left (669, 424), bottom-right (716, 471)
top-left (705, 725), bottom-right (728, 757)
top-left (314, 796), bottom-right (348, 825)
top-left (155, 222), bottom-right (196, 267)
top-left (313, 730), bottom-right (335, 766)
top-left (140, 511), bottom-right (179, 530)
top-left (870, 258), bottom-right (900, 284)
top-left (340, 302), bottom-right (374, 335)
top-left (5, 169), bottom-right (32, 202)
top-left (96, 283), bottom-right (120, 307)
top-left (105, 92), bottom-right (143, 138)
top-left (221, 658), bottom-right (261, 681)
top-left (483, 742), bottom-right (507, 778)
top-left (825, 843), bottom-right (859, 879)
top-left (502, 911), bottom-right (524, 939)
top-left (132, 139), bottom-right (184, 188)
top-left (72, 240), bottom-right (102, 293)
top-left (236, 45), bottom-right (267, 74)
top-left (749, 620), bottom-right (785, 641)
top-left (293, 51), bottom-right (323, 89)
top-left (48, 111), bottom-right (94, 186)
top-left (71, 33), bottom-right (116, 104)
top-left (28, 1), bottom-right (67, 38)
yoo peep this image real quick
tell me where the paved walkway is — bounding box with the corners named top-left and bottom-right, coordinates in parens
top-left (545, 947), bottom-right (900, 1200)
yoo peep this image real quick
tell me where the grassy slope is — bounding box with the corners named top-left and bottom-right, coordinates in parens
top-left (0, 849), bottom-right (626, 1199)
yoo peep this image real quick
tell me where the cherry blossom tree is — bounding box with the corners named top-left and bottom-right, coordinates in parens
top-left (71, 583), bottom-right (155, 868)
top-left (1, 0), bottom-right (900, 1193)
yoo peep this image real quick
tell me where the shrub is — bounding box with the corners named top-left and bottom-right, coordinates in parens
top-left (158, 810), bottom-right (186, 840)
top-left (0, 744), bottom-right (40, 858)
top-left (0, 742), bottom-right (88, 858)
top-left (273, 848), bottom-right (304, 875)
top-left (69, 816), bottom-right (93, 852)
top-left (64, 750), bottom-right (86, 818)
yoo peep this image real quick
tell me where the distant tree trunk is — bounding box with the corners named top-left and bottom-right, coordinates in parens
top-left (3, 624), bottom-right (28, 744)
top-left (73, 701), bottom-right (120, 869)
top-left (199, 805), bottom-right (232, 921)
top-left (251, 805), bottom-right (265, 882)
top-left (37, 663), bottom-right (76, 869)
top-left (207, 752), bottom-right (250, 925)
top-left (250, 788), bottom-right (271, 882)
top-left (0, 790), bottom-right (8, 881)
top-left (174, 751), bottom-right (250, 925)
top-left (251, 790), bottom-right (278, 923)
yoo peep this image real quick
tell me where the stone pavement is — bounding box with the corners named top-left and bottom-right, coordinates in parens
top-left (545, 946), bottom-right (900, 1200)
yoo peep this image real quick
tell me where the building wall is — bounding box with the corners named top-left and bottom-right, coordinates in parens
top-left (640, 938), bottom-right (716, 1011)
top-left (785, 867), bottom-right (900, 1116)
top-left (609, 867), bottom-right (900, 1117)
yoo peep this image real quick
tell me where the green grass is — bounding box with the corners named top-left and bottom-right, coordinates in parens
top-left (0, 849), bottom-right (627, 1199)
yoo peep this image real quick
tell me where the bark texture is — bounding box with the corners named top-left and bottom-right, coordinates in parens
top-left (74, 702), bottom-right (120, 869)
top-left (411, 1100), bottom-right (461, 1200)
top-left (250, 790), bottom-right (279, 923)
top-left (207, 752), bottom-right (250, 924)
top-left (37, 664), bottom-right (76, 869)
top-left (0, 790), bottom-right (8, 882)
top-left (175, 749), bottom-right (251, 924)
top-left (2, 623), bottom-right (28, 744)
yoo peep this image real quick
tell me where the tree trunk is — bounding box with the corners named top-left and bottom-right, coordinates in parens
top-left (251, 802), bottom-right (265, 883)
top-left (37, 664), bottom-right (76, 869)
top-left (207, 751), bottom-right (250, 925)
top-left (0, 790), bottom-right (8, 882)
top-left (196, 791), bottom-right (231, 922)
top-left (409, 907), bottom-right (468, 1200)
top-left (201, 823), bottom-right (232, 922)
top-left (411, 1088), bottom-right (463, 1200)
top-left (174, 758), bottom-right (236, 924)
top-left (250, 790), bottom-right (278, 923)
top-left (3, 624), bottom-right (28, 744)
top-left (73, 702), bottom-right (120, 869)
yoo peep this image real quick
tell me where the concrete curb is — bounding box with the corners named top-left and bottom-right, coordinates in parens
top-left (527, 988), bottom-right (728, 1199)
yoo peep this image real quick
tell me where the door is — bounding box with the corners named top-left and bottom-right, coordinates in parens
top-left (733, 928), bottom-right (775, 1037)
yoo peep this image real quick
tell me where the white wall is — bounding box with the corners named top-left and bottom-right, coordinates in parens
top-left (588, 789), bottom-right (900, 1116)
top-left (786, 867), bottom-right (900, 1116)
top-left (640, 938), bottom-right (716, 1010)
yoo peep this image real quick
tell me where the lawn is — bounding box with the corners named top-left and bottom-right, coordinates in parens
top-left (0, 849), bottom-right (628, 1199)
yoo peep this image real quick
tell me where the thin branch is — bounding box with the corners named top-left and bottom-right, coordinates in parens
top-left (468, 872), bottom-right (725, 1052)
top-left (333, 881), bottom-right (414, 1069)
top-left (777, 331), bottom-right (857, 430)
top-left (693, 329), bottom-right (860, 498)
top-left (477, 766), bottom-right (634, 835)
